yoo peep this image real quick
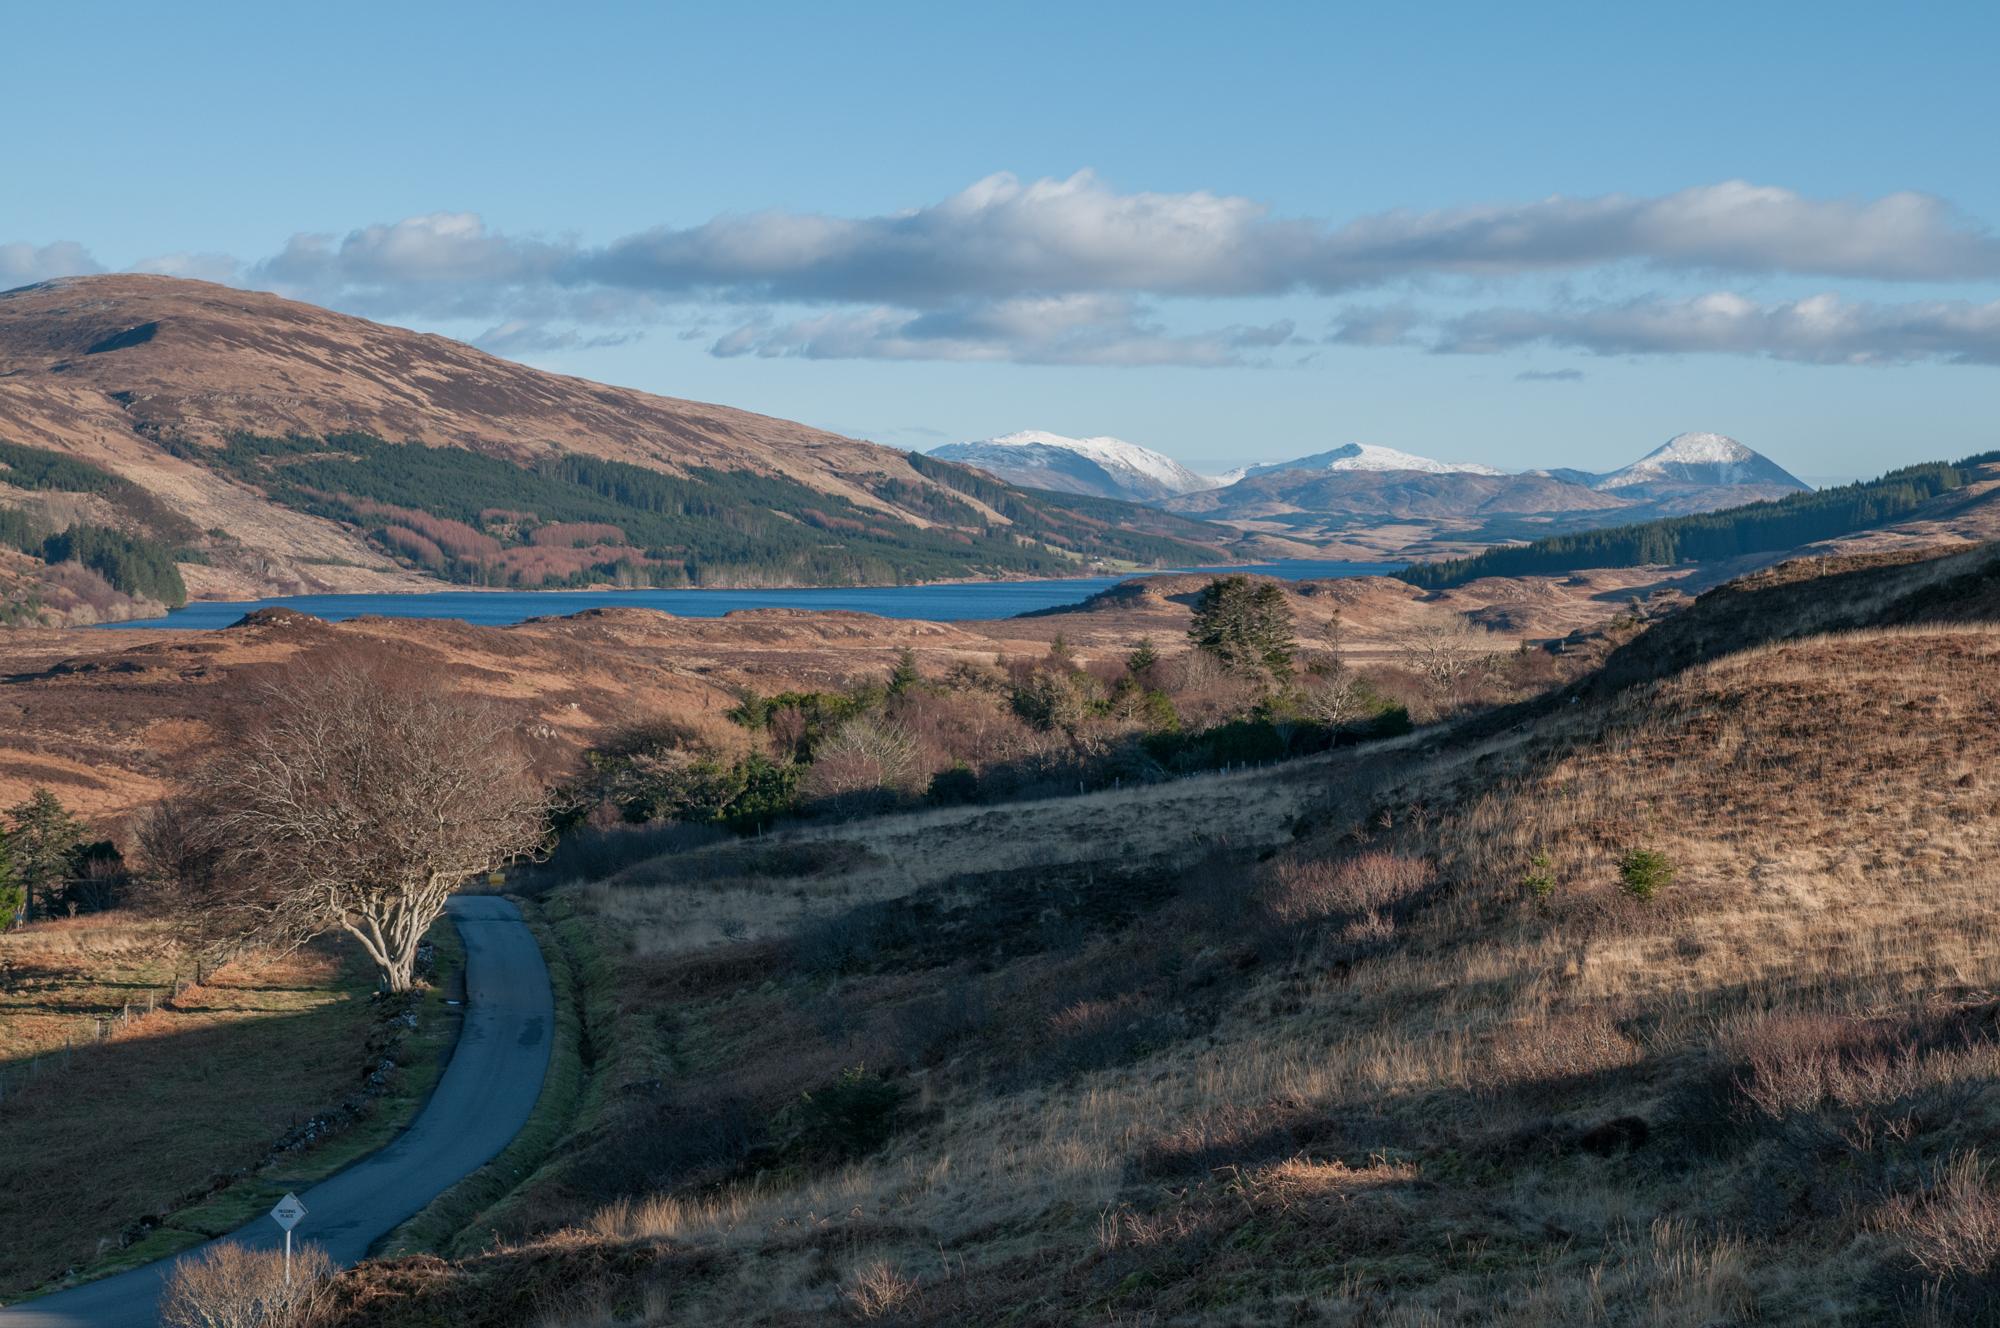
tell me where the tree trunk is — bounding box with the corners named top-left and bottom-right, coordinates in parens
top-left (383, 950), bottom-right (417, 993)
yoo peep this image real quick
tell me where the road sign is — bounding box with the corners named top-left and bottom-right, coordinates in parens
top-left (270, 1193), bottom-right (307, 1231)
top-left (271, 1192), bottom-right (308, 1285)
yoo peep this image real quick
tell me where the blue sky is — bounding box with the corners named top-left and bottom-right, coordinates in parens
top-left (5, 1), bottom-right (1998, 481)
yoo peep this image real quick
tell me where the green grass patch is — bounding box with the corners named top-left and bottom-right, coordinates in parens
top-left (8, 921), bottom-right (462, 1299)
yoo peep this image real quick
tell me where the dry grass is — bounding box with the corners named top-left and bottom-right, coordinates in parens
top-left (568, 752), bottom-right (1341, 959)
top-left (322, 621), bottom-right (2000, 1327)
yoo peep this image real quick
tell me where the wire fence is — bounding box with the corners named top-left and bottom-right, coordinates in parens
top-left (0, 973), bottom-right (199, 1106)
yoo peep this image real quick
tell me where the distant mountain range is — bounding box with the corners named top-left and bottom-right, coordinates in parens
top-left (931, 430), bottom-right (1811, 547)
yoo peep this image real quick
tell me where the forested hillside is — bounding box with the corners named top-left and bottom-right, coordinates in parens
top-left (1398, 453), bottom-right (1998, 588)
top-left (0, 439), bottom-right (192, 612)
top-left (202, 433), bottom-right (1231, 589)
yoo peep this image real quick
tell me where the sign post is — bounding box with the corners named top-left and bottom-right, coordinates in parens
top-left (269, 1192), bottom-right (307, 1284)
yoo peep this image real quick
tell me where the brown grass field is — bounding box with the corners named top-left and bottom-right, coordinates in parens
top-left (308, 545), bottom-right (2000, 1327)
top-left (0, 917), bottom-right (459, 1300)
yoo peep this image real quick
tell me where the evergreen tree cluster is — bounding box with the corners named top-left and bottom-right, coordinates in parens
top-left (0, 440), bottom-right (195, 606)
top-left (41, 524), bottom-right (188, 606)
top-left (0, 787), bottom-right (103, 927)
top-left (1398, 454), bottom-right (2000, 590)
top-left (1187, 575), bottom-right (1297, 680)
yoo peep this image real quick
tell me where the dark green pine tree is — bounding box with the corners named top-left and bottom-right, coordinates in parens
top-left (1188, 576), bottom-right (1295, 681)
top-left (8, 786), bottom-right (84, 924)
top-left (1125, 636), bottom-right (1161, 680)
top-left (0, 827), bottom-right (20, 929)
top-left (888, 648), bottom-right (921, 696)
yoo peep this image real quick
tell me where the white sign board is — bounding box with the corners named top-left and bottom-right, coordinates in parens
top-left (270, 1193), bottom-right (307, 1231)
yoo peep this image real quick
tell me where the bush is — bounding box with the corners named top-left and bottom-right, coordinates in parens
top-left (1882, 1151), bottom-right (2000, 1279)
top-left (926, 764), bottom-right (979, 805)
top-left (158, 1240), bottom-right (333, 1328)
top-left (803, 715), bottom-right (924, 812)
top-left (1618, 848), bottom-right (1675, 901)
top-left (777, 1066), bottom-right (903, 1164)
top-left (1521, 851), bottom-right (1555, 900)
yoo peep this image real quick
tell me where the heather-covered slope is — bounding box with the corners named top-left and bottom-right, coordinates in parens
top-left (311, 599), bottom-right (2000, 1326)
top-left (0, 276), bottom-right (1249, 611)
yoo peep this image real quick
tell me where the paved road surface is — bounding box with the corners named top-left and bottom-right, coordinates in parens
top-left (0, 895), bottom-right (553, 1328)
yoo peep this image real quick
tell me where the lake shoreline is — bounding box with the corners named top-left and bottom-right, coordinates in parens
top-left (98, 561), bottom-right (1407, 632)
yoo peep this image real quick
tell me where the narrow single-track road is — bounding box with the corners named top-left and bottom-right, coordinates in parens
top-left (0, 894), bottom-right (553, 1328)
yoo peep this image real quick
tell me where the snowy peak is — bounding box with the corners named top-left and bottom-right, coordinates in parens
top-left (929, 430), bottom-right (1220, 502)
top-left (983, 431), bottom-right (1210, 492)
top-left (1592, 433), bottom-right (1807, 493)
top-left (1251, 443), bottom-right (1507, 478)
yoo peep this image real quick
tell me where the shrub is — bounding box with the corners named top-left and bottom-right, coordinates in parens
top-left (1521, 851), bottom-right (1555, 899)
top-left (778, 1066), bottom-right (903, 1164)
top-left (844, 1260), bottom-right (918, 1320)
top-left (158, 1240), bottom-right (333, 1328)
top-left (1618, 848), bottom-right (1675, 901)
top-left (804, 715), bottom-right (924, 812)
top-left (926, 764), bottom-right (979, 805)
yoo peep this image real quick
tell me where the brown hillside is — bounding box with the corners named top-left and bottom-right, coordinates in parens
top-left (0, 606), bottom-right (1045, 824)
top-left (309, 619), bottom-right (2000, 1326)
top-left (0, 275), bottom-right (919, 512)
top-left (0, 277), bottom-right (1258, 608)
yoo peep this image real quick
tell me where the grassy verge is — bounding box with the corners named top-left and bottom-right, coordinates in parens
top-left (380, 896), bottom-right (614, 1257)
top-left (0, 919), bottom-right (462, 1300)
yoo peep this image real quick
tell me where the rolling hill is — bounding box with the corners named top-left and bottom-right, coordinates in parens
top-left (284, 538), bottom-right (2000, 1326)
top-left (0, 276), bottom-right (1256, 619)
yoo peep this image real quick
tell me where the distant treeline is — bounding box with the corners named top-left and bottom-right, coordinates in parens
top-left (206, 433), bottom-right (1230, 588)
top-left (1397, 453), bottom-right (2000, 589)
top-left (0, 440), bottom-right (191, 606)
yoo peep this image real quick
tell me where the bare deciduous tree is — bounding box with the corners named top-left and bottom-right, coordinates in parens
top-left (1394, 615), bottom-right (1484, 716)
top-left (803, 714), bottom-right (924, 811)
top-left (1297, 664), bottom-right (1367, 730)
top-left (173, 664), bottom-right (548, 991)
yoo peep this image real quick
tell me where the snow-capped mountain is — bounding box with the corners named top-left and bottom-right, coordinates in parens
top-left (1205, 464), bottom-right (1262, 488)
top-left (1165, 430), bottom-right (1811, 537)
top-left (1589, 432), bottom-right (1808, 494)
top-left (929, 430), bottom-right (1221, 502)
top-left (1247, 443), bottom-right (1507, 479)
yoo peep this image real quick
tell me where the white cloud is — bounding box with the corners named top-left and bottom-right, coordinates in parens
top-left (11, 172), bottom-right (2000, 368)
top-left (1436, 291), bottom-right (2000, 365)
top-left (473, 320), bottom-right (642, 354)
top-left (0, 241), bottom-right (102, 286)
top-left (712, 294), bottom-right (1249, 367)
top-left (583, 174), bottom-right (2000, 302)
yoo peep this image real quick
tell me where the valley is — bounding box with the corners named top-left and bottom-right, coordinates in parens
top-left (6, 260), bottom-right (2000, 1328)
top-left (12, 12), bottom-right (2000, 1326)
top-left (261, 540), bottom-right (2000, 1326)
